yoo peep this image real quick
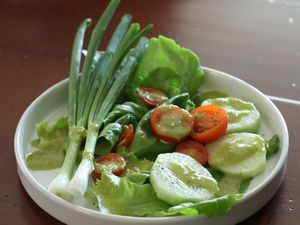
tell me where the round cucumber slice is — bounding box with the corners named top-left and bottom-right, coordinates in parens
top-left (207, 133), bottom-right (266, 179)
top-left (201, 97), bottom-right (261, 133)
top-left (150, 152), bottom-right (219, 205)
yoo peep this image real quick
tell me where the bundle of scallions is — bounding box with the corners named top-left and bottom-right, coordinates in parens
top-left (47, 0), bottom-right (153, 200)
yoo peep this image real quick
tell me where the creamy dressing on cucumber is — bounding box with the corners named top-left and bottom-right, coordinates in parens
top-left (202, 97), bottom-right (261, 134)
top-left (207, 133), bottom-right (266, 179)
top-left (150, 153), bottom-right (219, 205)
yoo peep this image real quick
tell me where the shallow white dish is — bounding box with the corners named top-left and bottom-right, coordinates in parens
top-left (14, 67), bottom-right (289, 225)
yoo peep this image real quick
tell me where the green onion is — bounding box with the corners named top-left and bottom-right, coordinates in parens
top-left (48, 0), bottom-right (152, 199)
top-left (47, 0), bottom-right (121, 200)
top-left (47, 18), bottom-right (91, 200)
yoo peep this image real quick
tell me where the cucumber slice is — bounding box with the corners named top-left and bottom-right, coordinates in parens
top-left (207, 133), bottom-right (266, 179)
top-left (201, 97), bottom-right (261, 133)
top-left (150, 152), bottom-right (219, 205)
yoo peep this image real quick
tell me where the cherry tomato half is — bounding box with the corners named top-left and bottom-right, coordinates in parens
top-left (137, 87), bottom-right (168, 107)
top-left (151, 104), bottom-right (194, 143)
top-left (190, 104), bottom-right (228, 143)
top-left (175, 140), bottom-right (208, 165)
top-left (114, 124), bottom-right (134, 150)
top-left (92, 153), bottom-right (126, 180)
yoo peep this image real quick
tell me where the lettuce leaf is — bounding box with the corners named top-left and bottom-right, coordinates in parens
top-left (25, 117), bottom-right (69, 170)
top-left (266, 135), bottom-right (280, 158)
top-left (162, 194), bottom-right (243, 217)
top-left (118, 148), bottom-right (153, 173)
top-left (125, 35), bottom-right (205, 102)
top-left (88, 173), bottom-right (170, 216)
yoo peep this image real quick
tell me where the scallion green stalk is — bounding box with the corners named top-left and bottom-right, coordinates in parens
top-left (77, 0), bottom-right (121, 126)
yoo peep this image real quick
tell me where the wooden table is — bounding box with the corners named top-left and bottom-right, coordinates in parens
top-left (1, 0), bottom-right (299, 224)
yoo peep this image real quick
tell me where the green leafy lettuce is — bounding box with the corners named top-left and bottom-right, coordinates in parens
top-left (87, 173), bottom-right (170, 216)
top-left (26, 117), bottom-right (69, 170)
top-left (87, 173), bottom-right (242, 217)
top-left (126, 35), bottom-right (205, 102)
top-left (118, 148), bottom-right (153, 184)
top-left (162, 194), bottom-right (242, 217)
top-left (266, 135), bottom-right (280, 158)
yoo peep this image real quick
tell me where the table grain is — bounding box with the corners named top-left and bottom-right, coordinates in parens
top-left (0, 0), bottom-right (299, 224)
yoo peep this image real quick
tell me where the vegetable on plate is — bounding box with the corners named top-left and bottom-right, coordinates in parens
top-left (150, 104), bottom-right (194, 143)
top-left (92, 153), bottom-right (127, 180)
top-left (175, 140), bottom-right (208, 165)
top-left (137, 87), bottom-right (169, 107)
top-left (190, 104), bottom-right (228, 143)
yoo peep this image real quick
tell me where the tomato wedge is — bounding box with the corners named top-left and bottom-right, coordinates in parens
top-left (91, 153), bottom-right (126, 180)
top-left (114, 124), bottom-right (134, 150)
top-left (151, 104), bottom-right (194, 143)
top-left (137, 87), bottom-right (168, 107)
top-left (190, 104), bottom-right (228, 143)
top-left (175, 140), bottom-right (208, 165)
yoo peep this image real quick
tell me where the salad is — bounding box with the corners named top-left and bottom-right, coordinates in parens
top-left (25, 0), bottom-right (280, 218)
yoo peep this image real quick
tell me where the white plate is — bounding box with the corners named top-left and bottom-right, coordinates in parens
top-left (14, 67), bottom-right (289, 225)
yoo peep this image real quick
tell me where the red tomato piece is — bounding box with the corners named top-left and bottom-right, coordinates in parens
top-left (92, 153), bottom-right (126, 180)
top-left (190, 104), bottom-right (228, 143)
top-left (137, 87), bottom-right (168, 107)
top-left (151, 104), bottom-right (194, 143)
top-left (114, 124), bottom-right (134, 150)
top-left (175, 140), bottom-right (208, 165)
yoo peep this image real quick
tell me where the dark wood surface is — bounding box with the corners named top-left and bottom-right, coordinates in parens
top-left (1, 0), bottom-right (299, 224)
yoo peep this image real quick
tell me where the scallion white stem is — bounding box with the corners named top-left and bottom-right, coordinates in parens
top-left (68, 125), bottom-right (99, 196)
top-left (47, 130), bottom-right (83, 200)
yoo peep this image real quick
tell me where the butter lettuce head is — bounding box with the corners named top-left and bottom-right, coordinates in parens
top-left (126, 35), bottom-right (205, 102)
